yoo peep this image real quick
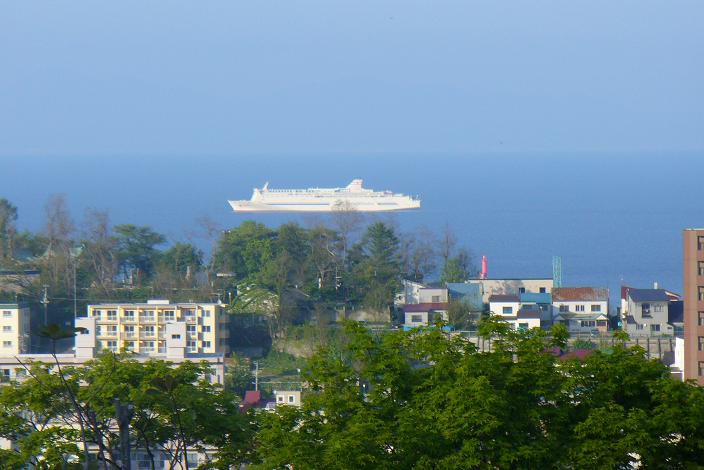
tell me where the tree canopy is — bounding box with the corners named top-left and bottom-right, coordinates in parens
top-left (254, 320), bottom-right (704, 469)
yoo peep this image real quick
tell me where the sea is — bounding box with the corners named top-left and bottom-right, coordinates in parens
top-left (5, 153), bottom-right (703, 301)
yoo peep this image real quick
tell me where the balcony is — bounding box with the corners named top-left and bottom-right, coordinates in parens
top-left (139, 316), bottom-right (156, 323)
top-left (123, 332), bottom-right (136, 339)
top-left (183, 315), bottom-right (197, 323)
top-left (139, 332), bottom-right (156, 339)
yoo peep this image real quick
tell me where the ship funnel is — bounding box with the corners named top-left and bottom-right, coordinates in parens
top-left (480, 255), bottom-right (488, 279)
top-left (347, 179), bottom-right (364, 190)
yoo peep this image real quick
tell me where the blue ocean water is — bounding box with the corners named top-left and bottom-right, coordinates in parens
top-left (4, 154), bottom-right (702, 299)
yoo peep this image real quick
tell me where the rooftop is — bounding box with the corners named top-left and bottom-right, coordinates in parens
top-left (552, 287), bottom-right (608, 302)
top-left (628, 289), bottom-right (671, 303)
top-left (488, 294), bottom-right (520, 303)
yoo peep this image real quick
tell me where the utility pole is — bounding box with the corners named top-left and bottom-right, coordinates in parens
top-left (41, 285), bottom-right (49, 326)
top-left (114, 398), bottom-right (135, 470)
top-left (254, 361), bottom-right (259, 391)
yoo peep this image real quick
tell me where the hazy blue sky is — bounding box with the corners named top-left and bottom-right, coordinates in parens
top-left (1, 1), bottom-right (703, 157)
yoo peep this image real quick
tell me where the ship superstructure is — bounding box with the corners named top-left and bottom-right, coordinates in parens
top-left (228, 179), bottom-right (421, 213)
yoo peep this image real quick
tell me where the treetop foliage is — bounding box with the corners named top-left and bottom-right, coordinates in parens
top-left (254, 320), bottom-right (704, 469)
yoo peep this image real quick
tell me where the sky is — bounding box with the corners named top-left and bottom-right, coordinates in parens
top-left (1, 1), bottom-right (703, 158)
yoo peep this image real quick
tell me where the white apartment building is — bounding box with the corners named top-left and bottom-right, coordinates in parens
top-left (86, 300), bottom-right (230, 356)
top-left (0, 303), bottom-right (30, 355)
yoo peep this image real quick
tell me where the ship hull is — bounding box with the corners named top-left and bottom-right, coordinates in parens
top-left (228, 200), bottom-right (420, 213)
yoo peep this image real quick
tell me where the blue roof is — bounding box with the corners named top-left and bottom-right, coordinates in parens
top-left (629, 289), bottom-right (669, 302)
top-left (446, 283), bottom-right (483, 310)
top-left (446, 283), bottom-right (480, 296)
top-left (520, 292), bottom-right (552, 304)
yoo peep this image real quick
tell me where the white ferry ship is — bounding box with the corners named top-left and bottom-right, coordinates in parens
top-left (228, 179), bottom-right (421, 213)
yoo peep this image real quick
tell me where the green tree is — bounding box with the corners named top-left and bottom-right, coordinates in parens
top-left (212, 221), bottom-right (275, 283)
top-left (440, 248), bottom-right (471, 284)
top-left (158, 242), bottom-right (204, 281)
top-left (349, 222), bottom-right (402, 309)
top-left (0, 199), bottom-right (18, 263)
top-left (254, 319), bottom-right (704, 469)
top-left (114, 224), bottom-right (166, 283)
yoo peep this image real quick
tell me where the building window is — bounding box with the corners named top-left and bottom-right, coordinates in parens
top-left (559, 305), bottom-right (569, 312)
top-left (202, 325), bottom-right (211, 333)
top-left (93, 310), bottom-right (102, 317)
top-left (410, 314), bottom-right (423, 323)
top-left (636, 324), bottom-right (644, 330)
top-left (580, 320), bottom-right (596, 328)
top-left (2, 311), bottom-right (11, 318)
top-left (699, 312), bottom-right (704, 326)
top-left (2, 341), bottom-right (11, 348)
top-left (699, 337), bottom-right (704, 351)
top-left (2, 326), bottom-right (11, 332)
top-left (202, 309), bottom-right (211, 318)
top-left (642, 303), bottom-right (651, 317)
top-left (519, 287), bottom-right (526, 294)
top-left (124, 341), bottom-right (134, 351)
top-left (502, 306), bottom-right (513, 314)
top-left (187, 341), bottom-right (197, 352)
top-left (518, 323), bottom-right (529, 331)
top-left (597, 320), bottom-right (607, 326)
top-left (124, 325), bottom-right (135, 338)
top-left (699, 262), bottom-right (704, 276)
top-left (142, 341), bottom-right (155, 353)
top-left (650, 324), bottom-right (660, 332)
top-left (106, 325), bottom-right (117, 336)
top-left (186, 325), bottom-right (196, 334)
top-left (107, 310), bottom-right (117, 321)
top-left (431, 295), bottom-right (440, 303)
top-left (141, 326), bottom-right (155, 338)
top-left (107, 341), bottom-right (118, 351)
top-left (699, 361), bottom-right (704, 377)
top-left (654, 304), bottom-right (664, 313)
top-left (277, 395), bottom-right (284, 402)
top-left (288, 395), bottom-right (295, 403)
top-left (699, 287), bottom-right (704, 302)
top-left (202, 341), bottom-right (211, 349)
top-left (171, 334), bottom-right (181, 339)
top-left (591, 304), bottom-right (601, 312)
top-left (575, 305), bottom-right (585, 312)
top-left (163, 310), bottom-right (175, 321)
top-left (698, 236), bottom-right (704, 251)
top-left (539, 287), bottom-right (546, 293)
top-left (124, 310), bottom-right (135, 320)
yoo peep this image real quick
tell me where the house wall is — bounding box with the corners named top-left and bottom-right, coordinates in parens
top-left (508, 317), bottom-right (541, 331)
top-left (489, 301), bottom-right (521, 316)
top-left (418, 288), bottom-right (448, 303)
top-left (625, 298), bottom-right (672, 336)
top-left (552, 300), bottom-right (608, 319)
top-left (0, 304), bottom-right (30, 355)
top-left (468, 279), bottom-right (554, 304)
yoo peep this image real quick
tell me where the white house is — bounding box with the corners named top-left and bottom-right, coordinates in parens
top-left (274, 390), bottom-right (302, 408)
top-left (418, 288), bottom-right (449, 304)
top-left (402, 303), bottom-right (449, 330)
top-left (488, 294), bottom-right (521, 317)
top-left (623, 289), bottom-right (674, 336)
top-left (552, 287), bottom-right (609, 334)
